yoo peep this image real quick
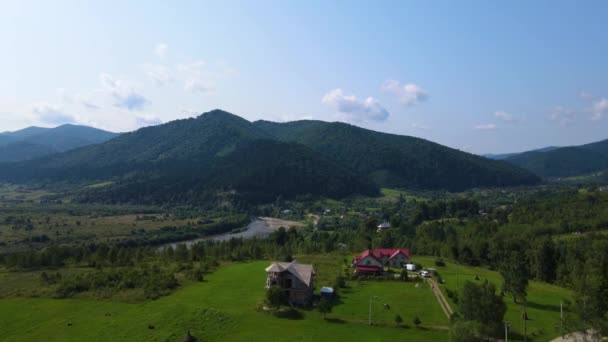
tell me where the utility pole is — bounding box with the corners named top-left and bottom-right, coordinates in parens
top-left (504, 322), bottom-right (510, 342)
top-left (369, 296), bottom-right (372, 325)
top-left (523, 303), bottom-right (527, 342)
top-left (560, 300), bottom-right (564, 337)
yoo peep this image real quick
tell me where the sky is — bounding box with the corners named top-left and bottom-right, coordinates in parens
top-left (1, 1), bottom-right (607, 154)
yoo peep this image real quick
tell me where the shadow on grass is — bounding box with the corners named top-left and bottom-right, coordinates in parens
top-left (274, 308), bottom-right (305, 320)
top-left (526, 301), bottom-right (561, 312)
top-left (325, 317), bottom-right (346, 324)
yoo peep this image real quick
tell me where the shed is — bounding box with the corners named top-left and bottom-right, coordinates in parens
top-left (320, 287), bottom-right (335, 299)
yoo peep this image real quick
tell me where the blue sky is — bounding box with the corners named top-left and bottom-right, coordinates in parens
top-left (1, 1), bottom-right (607, 154)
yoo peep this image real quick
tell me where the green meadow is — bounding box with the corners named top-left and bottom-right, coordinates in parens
top-left (0, 255), bottom-right (575, 342)
top-left (415, 256), bottom-right (573, 341)
top-left (0, 260), bottom-right (446, 342)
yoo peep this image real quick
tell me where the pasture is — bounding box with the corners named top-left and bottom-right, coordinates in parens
top-left (415, 256), bottom-right (573, 341)
top-left (0, 260), bottom-right (447, 342)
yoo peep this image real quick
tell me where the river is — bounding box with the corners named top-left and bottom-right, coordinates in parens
top-left (161, 218), bottom-right (274, 249)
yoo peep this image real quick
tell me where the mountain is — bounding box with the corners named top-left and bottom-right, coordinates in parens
top-left (504, 139), bottom-right (608, 178)
top-left (483, 146), bottom-right (560, 160)
top-left (253, 120), bottom-right (540, 191)
top-left (0, 110), bottom-right (376, 204)
top-left (0, 110), bottom-right (541, 204)
top-left (0, 124), bottom-right (119, 162)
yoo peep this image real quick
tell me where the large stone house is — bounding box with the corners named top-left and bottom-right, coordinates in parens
top-left (352, 248), bottom-right (410, 274)
top-left (265, 260), bottom-right (314, 305)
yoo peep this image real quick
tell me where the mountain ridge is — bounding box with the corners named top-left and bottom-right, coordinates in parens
top-left (0, 110), bottom-right (541, 204)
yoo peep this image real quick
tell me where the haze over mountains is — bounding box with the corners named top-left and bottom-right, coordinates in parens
top-left (0, 110), bottom-right (541, 204)
top-left (0, 125), bottom-right (119, 162)
top-left (501, 140), bottom-right (608, 178)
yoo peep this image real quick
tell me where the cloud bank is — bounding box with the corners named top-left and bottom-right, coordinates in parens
top-left (322, 88), bottom-right (389, 122)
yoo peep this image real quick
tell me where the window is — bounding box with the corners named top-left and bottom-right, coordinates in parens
top-left (285, 278), bottom-right (293, 288)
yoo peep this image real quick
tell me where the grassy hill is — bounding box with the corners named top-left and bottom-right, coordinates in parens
top-left (0, 256), bottom-right (574, 341)
top-left (0, 260), bottom-right (447, 342)
top-left (255, 120), bottom-right (540, 191)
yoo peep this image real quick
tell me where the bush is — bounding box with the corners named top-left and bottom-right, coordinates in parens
top-left (435, 258), bottom-right (446, 267)
top-left (413, 315), bottom-right (421, 327)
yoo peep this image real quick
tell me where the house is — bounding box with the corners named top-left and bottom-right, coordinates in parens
top-left (265, 260), bottom-right (315, 305)
top-left (352, 248), bottom-right (411, 274)
top-left (376, 222), bottom-right (392, 232)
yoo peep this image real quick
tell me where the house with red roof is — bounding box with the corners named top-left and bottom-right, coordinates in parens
top-left (352, 248), bottom-right (410, 274)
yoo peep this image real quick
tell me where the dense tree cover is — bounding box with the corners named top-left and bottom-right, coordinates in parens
top-left (255, 119), bottom-right (540, 191)
top-left (505, 138), bottom-right (608, 178)
top-left (0, 110), bottom-right (539, 207)
top-left (0, 111), bottom-right (374, 205)
top-left (458, 280), bottom-right (506, 338)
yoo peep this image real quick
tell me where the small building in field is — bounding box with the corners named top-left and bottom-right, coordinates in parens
top-left (265, 260), bottom-right (314, 306)
top-left (320, 287), bottom-right (335, 300)
top-left (352, 248), bottom-right (411, 274)
top-left (405, 263), bottom-right (417, 271)
top-left (376, 222), bottom-right (392, 232)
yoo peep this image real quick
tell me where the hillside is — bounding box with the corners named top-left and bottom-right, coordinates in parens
top-left (0, 124), bottom-right (119, 162)
top-left (504, 139), bottom-right (608, 178)
top-left (483, 146), bottom-right (559, 160)
top-left (254, 120), bottom-right (540, 191)
top-left (0, 110), bottom-right (542, 204)
top-left (0, 111), bottom-right (374, 204)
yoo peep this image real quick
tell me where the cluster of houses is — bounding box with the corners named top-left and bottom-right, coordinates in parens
top-left (264, 248), bottom-right (414, 305)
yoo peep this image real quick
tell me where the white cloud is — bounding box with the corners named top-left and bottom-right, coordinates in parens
top-left (143, 64), bottom-right (175, 86)
top-left (322, 88), bottom-right (389, 122)
top-left (494, 111), bottom-right (517, 123)
top-left (381, 79), bottom-right (428, 106)
top-left (591, 98), bottom-right (608, 120)
top-left (177, 60), bottom-right (216, 94)
top-left (549, 106), bottom-right (576, 126)
top-left (155, 43), bottom-right (168, 59)
top-left (184, 79), bottom-right (215, 94)
top-left (99, 73), bottom-right (148, 111)
top-left (31, 104), bottom-right (75, 125)
top-left (473, 123), bottom-right (497, 130)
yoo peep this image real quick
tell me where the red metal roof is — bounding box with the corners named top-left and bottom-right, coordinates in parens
top-left (354, 248), bottom-right (410, 263)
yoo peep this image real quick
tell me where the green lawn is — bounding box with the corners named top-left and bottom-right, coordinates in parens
top-left (0, 261), bottom-right (447, 342)
top-left (332, 280), bottom-right (448, 326)
top-left (415, 256), bottom-right (573, 341)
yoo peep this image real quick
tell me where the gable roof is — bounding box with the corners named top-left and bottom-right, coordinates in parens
top-left (354, 248), bottom-right (410, 264)
top-left (265, 260), bottom-right (315, 286)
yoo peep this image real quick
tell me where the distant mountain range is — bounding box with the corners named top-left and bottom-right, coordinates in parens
top-left (484, 140), bottom-right (608, 178)
top-left (483, 146), bottom-right (560, 160)
top-left (0, 124), bottom-right (120, 162)
top-left (0, 110), bottom-right (540, 204)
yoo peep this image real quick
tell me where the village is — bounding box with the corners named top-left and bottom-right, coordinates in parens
top-left (264, 242), bottom-right (449, 324)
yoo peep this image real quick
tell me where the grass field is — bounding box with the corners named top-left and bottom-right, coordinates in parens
top-left (0, 260), bottom-right (447, 342)
top-left (380, 188), bottom-right (427, 202)
top-left (415, 256), bottom-right (573, 341)
top-left (333, 280), bottom-right (447, 326)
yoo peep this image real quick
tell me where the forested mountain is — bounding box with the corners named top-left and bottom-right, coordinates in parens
top-left (254, 120), bottom-right (540, 191)
top-left (0, 110), bottom-right (375, 204)
top-left (504, 139), bottom-right (608, 178)
top-left (483, 146), bottom-right (559, 160)
top-left (0, 124), bottom-right (119, 162)
top-left (0, 110), bottom-right (541, 204)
